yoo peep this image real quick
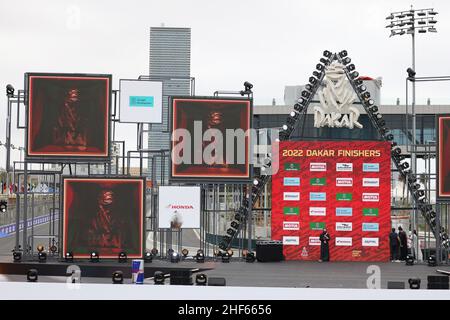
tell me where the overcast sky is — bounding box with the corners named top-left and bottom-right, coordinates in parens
top-left (0, 0), bottom-right (449, 169)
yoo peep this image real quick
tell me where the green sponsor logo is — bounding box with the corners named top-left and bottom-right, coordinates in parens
top-left (336, 193), bottom-right (352, 201)
top-left (284, 163), bottom-right (300, 171)
top-left (283, 207), bottom-right (299, 215)
top-left (310, 222), bottom-right (326, 230)
top-left (310, 178), bottom-right (326, 186)
top-left (129, 96), bottom-right (154, 107)
top-left (363, 208), bottom-right (379, 217)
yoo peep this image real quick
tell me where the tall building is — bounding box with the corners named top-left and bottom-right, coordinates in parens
top-left (147, 27), bottom-right (191, 184)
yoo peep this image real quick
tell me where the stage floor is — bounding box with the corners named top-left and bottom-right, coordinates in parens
top-left (0, 256), bottom-right (449, 289)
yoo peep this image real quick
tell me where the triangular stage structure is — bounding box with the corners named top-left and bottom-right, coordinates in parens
top-left (219, 50), bottom-right (449, 252)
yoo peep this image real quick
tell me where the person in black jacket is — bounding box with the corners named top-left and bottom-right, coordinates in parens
top-left (319, 228), bottom-right (330, 262)
top-left (398, 226), bottom-right (408, 261)
top-left (389, 228), bottom-right (399, 261)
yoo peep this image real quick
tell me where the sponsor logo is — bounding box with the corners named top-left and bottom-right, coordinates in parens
top-left (336, 177), bottom-right (353, 187)
top-left (336, 193), bottom-right (352, 201)
top-left (336, 163), bottom-right (353, 172)
top-left (363, 178), bottom-right (380, 187)
top-left (309, 237), bottom-right (321, 246)
top-left (283, 207), bottom-right (299, 215)
top-left (310, 192), bottom-right (326, 201)
top-left (284, 163), bottom-right (300, 171)
top-left (310, 162), bottom-right (327, 172)
top-left (129, 96), bottom-right (154, 107)
top-left (309, 207), bottom-right (326, 216)
top-left (283, 236), bottom-right (299, 245)
top-left (310, 178), bottom-right (326, 186)
top-left (363, 208), bottom-right (379, 217)
top-left (283, 177), bottom-right (301, 186)
top-left (301, 247), bottom-right (309, 257)
top-left (336, 222), bottom-right (353, 231)
top-left (335, 237), bottom-right (353, 246)
top-left (362, 238), bottom-right (379, 247)
top-left (283, 221), bottom-right (300, 231)
top-left (362, 193), bottom-right (379, 202)
top-left (363, 163), bottom-right (380, 172)
top-left (283, 192), bottom-right (300, 201)
top-left (310, 222), bottom-right (326, 230)
top-left (336, 207), bottom-right (353, 216)
top-left (167, 204), bottom-right (194, 209)
top-left (352, 250), bottom-right (362, 257)
top-left (362, 223), bottom-right (379, 232)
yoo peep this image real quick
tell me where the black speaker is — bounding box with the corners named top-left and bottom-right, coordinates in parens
top-left (387, 281), bottom-right (405, 289)
top-left (208, 277), bottom-right (226, 286)
top-left (427, 275), bottom-right (449, 289)
top-left (256, 240), bottom-right (283, 262)
top-left (170, 270), bottom-right (193, 285)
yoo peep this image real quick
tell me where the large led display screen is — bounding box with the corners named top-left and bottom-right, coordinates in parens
top-left (62, 177), bottom-right (144, 258)
top-left (438, 115), bottom-right (450, 200)
top-left (271, 141), bottom-right (391, 261)
top-left (26, 73), bottom-right (111, 160)
top-left (170, 97), bottom-right (252, 182)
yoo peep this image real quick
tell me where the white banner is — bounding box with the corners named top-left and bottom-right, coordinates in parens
top-left (119, 79), bottom-right (163, 123)
top-left (158, 186), bottom-right (201, 229)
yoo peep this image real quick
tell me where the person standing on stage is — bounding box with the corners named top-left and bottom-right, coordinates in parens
top-left (398, 226), bottom-right (408, 261)
top-left (319, 228), bottom-right (330, 262)
top-left (389, 228), bottom-right (399, 262)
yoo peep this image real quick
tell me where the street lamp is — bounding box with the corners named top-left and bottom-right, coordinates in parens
top-left (386, 5), bottom-right (438, 263)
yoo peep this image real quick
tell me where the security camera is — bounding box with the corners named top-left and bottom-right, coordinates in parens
top-left (406, 68), bottom-right (416, 78)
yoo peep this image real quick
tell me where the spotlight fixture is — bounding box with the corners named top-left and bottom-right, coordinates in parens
top-left (154, 271), bottom-right (165, 285)
top-left (349, 71), bottom-right (359, 79)
top-left (118, 252), bottom-right (127, 263)
top-left (112, 271), bottom-right (123, 284)
top-left (27, 269), bottom-right (38, 282)
top-left (227, 249), bottom-right (234, 257)
top-left (309, 76), bottom-right (318, 85)
top-left (427, 255), bottom-right (437, 267)
top-left (405, 255), bottom-right (414, 266)
top-left (357, 85), bottom-right (367, 93)
top-left (408, 278), bottom-right (421, 289)
top-left (38, 251), bottom-right (47, 263)
top-left (218, 241), bottom-right (228, 251)
top-left (37, 245), bottom-right (44, 253)
top-left (339, 50), bottom-right (348, 58)
top-left (65, 252), bottom-right (74, 262)
top-left (242, 249), bottom-right (249, 258)
top-left (221, 252), bottom-right (230, 263)
top-left (319, 58), bottom-right (329, 65)
top-left (170, 252), bottom-right (180, 263)
top-left (0, 200), bottom-right (7, 213)
top-left (195, 273), bottom-right (207, 286)
top-left (342, 57), bottom-right (351, 65)
top-left (362, 92), bottom-right (371, 99)
top-left (6, 84), bottom-right (14, 97)
top-left (316, 64), bottom-right (325, 71)
top-left (323, 50), bottom-right (332, 58)
top-left (407, 67), bottom-right (416, 78)
top-left (294, 103), bottom-right (304, 112)
top-left (369, 106), bottom-right (378, 113)
top-left (151, 248), bottom-right (158, 256)
top-left (230, 221), bottom-right (240, 229)
top-left (181, 248), bottom-right (189, 258)
top-left (226, 228), bottom-right (236, 236)
top-left (49, 245), bottom-right (57, 254)
top-left (245, 251), bottom-right (256, 263)
top-left (144, 251), bottom-right (153, 263)
top-left (312, 71), bottom-right (323, 79)
top-left (195, 251), bottom-right (205, 263)
top-left (90, 251), bottom-right (99, 263)
top-left (214, 249), bottom-right (222, 257)
top-left (13, 251), bottom-right (22, 262)
top-left (301, 90), bottom-right (311, 98)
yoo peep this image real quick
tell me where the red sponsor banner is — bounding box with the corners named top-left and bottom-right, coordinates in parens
top-left (272, 141), bottom-right (391, 261)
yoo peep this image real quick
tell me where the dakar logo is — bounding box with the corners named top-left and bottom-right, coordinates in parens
top-left (166, 204), bottom-right (194, 210)
top-left (313, 61), bottom-right (363, 129)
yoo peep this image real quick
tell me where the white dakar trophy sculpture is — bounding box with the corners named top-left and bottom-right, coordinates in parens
top-left (313, 61), bottom-right (363, 129)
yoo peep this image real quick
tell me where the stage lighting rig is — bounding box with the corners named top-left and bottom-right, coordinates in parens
top-left (151, 248), bottom-right (158, 256)
top-left (38, 251), bottom-right (47, 263)
top-left (181, 248), bottom-right (189, 258)
top-left (428, 255), bottom-right (437, 267)
top-left (405, 255), bottom-right (414, 265)
top-left (170, 251), bottom-right (180, 263)
top-left (118, 252), bottom-right (127, 263)
top-left (154, 271), bottom-right (165, 285)
top-left (195, 273), bottom-right (207, 286)
top-left (13, 250), bottom-right (22, 262)
top-left (221, 252), bottom-right (231, 263)
top-left (6, 84), bottom-right (14, 97)
top-left (0, 200), bottom-right (7, 213)
top-left (90, 251), bottom-right (99, 263)
top-left (339, 50), bottom-right (348, 58)
top-left (27, 269), bottom-right (38, 282)
top-left (195, 251), bottom-right (205, 263)
top-left (112, 271), bottom-right (123, 284)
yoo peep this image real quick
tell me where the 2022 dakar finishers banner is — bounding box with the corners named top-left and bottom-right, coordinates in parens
top-left (271, 140), bottom-right (391, 261)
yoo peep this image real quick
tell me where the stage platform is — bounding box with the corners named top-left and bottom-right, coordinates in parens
top-left (0, 256), bottom-right (449, 289)
top-left (0, 256), bottom-right (214, 278)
